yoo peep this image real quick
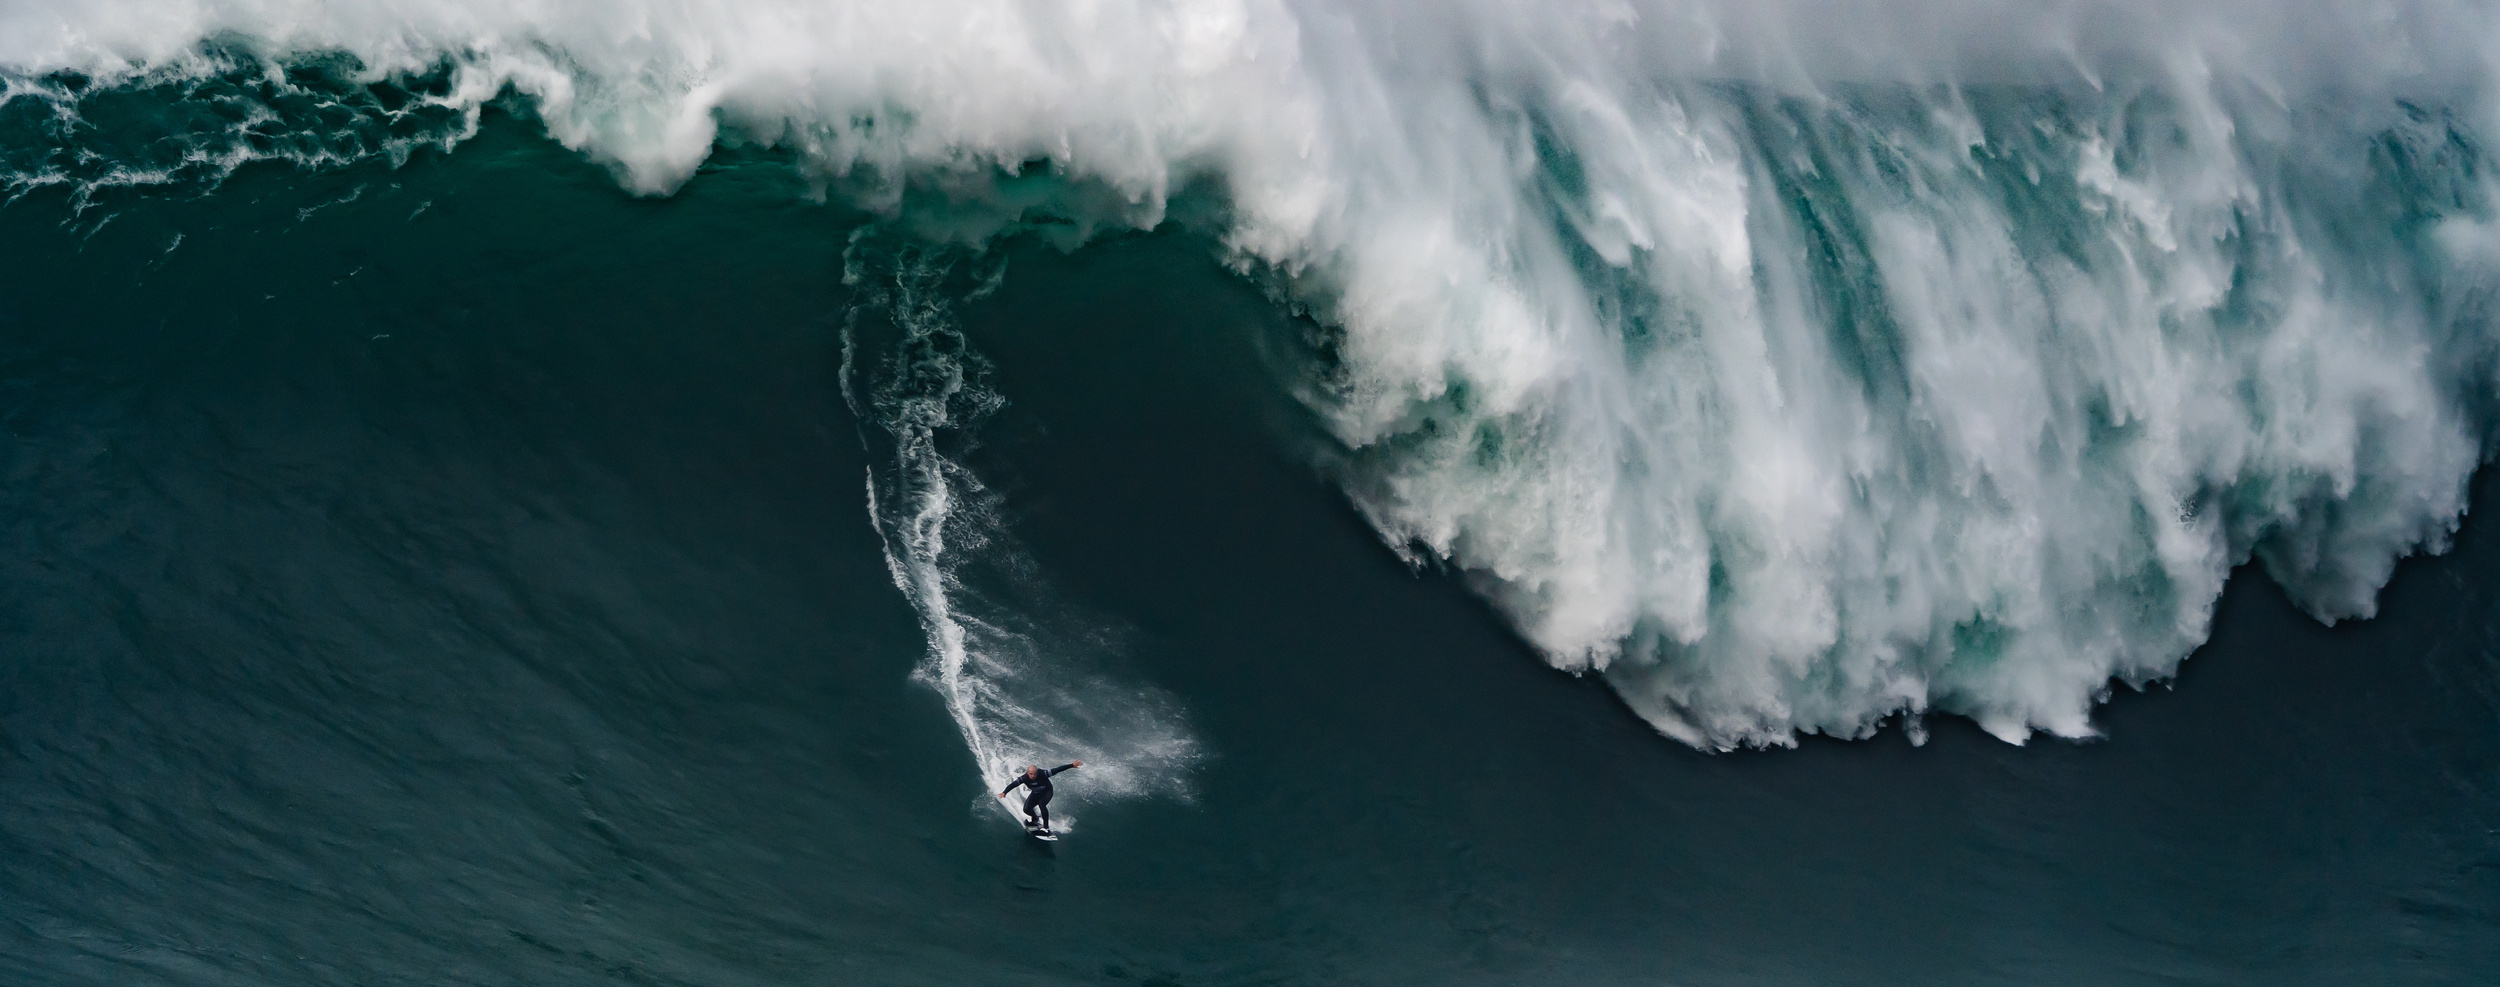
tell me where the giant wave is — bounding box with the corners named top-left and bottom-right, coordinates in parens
top-left (8, 0), bottom-right (2500, 747)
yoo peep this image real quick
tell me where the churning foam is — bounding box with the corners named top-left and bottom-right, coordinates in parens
top-left (11, 0), bottom-right (2500, 747)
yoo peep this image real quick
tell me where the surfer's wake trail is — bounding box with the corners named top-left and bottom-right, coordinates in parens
top-left (11, 0), bottom-right (2500, 747)
top-left (841, 239), bottom-right (1198, 819)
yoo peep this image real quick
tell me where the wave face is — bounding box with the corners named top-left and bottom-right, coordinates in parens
top-left (10, 0), bottom-right (2500, 746)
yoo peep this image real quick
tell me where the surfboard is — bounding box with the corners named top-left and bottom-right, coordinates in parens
top-left (996, 789), bottom-right (1057, 839)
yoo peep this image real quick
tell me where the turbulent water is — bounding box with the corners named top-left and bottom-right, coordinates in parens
top-left (1, 2), bottom-right (2497, 984)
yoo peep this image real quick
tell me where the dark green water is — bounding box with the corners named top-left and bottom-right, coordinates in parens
top-left (1, 113), bottom-right (2495, 986)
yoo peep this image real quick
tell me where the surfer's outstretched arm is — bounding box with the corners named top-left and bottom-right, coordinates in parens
top-left (997, 777), bottom-right (1027, 797)
top-left (1048, 761), bottom-right (1083, 776)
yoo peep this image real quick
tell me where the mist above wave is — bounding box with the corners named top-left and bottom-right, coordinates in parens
top-left (11, 0), bottom-right (2500, 747)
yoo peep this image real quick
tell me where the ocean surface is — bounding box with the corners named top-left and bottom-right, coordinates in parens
top-left (3, 3), bottom-right (2498, 984)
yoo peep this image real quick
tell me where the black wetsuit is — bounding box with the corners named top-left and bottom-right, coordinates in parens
top-left (1000, 764), bottom-right (1079, 829)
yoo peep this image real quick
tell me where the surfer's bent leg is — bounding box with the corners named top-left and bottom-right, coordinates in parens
top-left (1028, 790), bottom-right (1052, 828)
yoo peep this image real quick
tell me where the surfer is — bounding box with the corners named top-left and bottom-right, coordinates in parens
top-left (997, 761), bottom-right (1083, 831)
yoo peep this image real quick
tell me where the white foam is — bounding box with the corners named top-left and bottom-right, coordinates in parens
top-left (12, 0), bottom-right (2500, 746)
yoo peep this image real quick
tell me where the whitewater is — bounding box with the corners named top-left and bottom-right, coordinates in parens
top-left (8, 0), bottom-right (2500, 748)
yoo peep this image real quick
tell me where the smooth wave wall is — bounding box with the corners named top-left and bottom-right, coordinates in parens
top-left (9, 0), bottom-right (2500, 746)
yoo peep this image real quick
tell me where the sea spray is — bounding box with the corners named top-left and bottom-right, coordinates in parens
top-left (840, 235), bottom-right (1199, 821)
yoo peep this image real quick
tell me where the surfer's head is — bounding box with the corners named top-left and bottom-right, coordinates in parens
top-left (1026, 765), bottom-right (1042, 777)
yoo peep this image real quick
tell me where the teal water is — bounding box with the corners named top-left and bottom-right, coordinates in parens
top-left (0, 108), bottom-right (2494, 985)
